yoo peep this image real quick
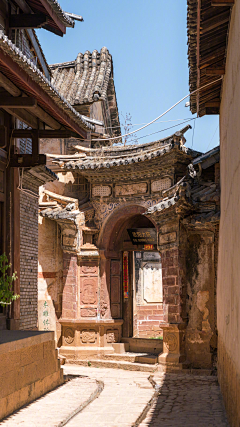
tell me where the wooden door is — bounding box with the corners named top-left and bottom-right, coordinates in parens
top-left (110, 259), bottom-right (121, 318)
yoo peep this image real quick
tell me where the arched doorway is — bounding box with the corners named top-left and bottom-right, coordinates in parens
top-left (98, 205), bottom-right (163, 339)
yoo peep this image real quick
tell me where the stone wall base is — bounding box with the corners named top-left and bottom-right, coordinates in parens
top-left (0, 369), bottom-right (63, 421)
top-left (218, 336), bottom-right (240, 427)
top-left (0, 331), bottom-right (64, 421)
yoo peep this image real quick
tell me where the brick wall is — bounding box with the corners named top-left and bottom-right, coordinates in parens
top-left (133, 304), bottom-right (163, 338)
top-left (19, 184), bottom-right (39, 330)
top-left (161, 249), bottom-right (181, 323)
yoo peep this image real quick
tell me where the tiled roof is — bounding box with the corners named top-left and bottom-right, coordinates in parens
top-left (26, 0), bottom-right (75, 28)
top-left (50, 47), bottom-right (120, 136)
top-left (49, 125), bottom-right (196, 171)
top-left (44, 0), bottom-right (75, 27)
top-left (0, 32), bottom-right (94, 132)
top-left (39, 190), bottom-right (82, 221)
top-left (146, 146), bottom-right (220, 219)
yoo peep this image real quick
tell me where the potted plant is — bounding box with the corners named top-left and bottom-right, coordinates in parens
top-left (0, 253), bottom-right (19, 307)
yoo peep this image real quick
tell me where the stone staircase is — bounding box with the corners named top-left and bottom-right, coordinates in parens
top-left (69, 339), bottom-right (163, 372)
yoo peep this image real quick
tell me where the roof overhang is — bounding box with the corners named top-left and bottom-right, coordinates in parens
top-left (15, 0), bottom-right (75, 36)
top-left (0, 37), bottom-right (89, 138)
top-left (187, 0), bottom-right (234, 116)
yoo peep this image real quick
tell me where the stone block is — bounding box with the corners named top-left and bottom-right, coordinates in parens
top-left (112, 343), bottom-right (129, 354)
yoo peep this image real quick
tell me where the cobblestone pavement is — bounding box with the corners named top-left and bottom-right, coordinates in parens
top-left (139, 373), bottom-right (229, 427)
top-left (0, 365), bottom-right (229, 427)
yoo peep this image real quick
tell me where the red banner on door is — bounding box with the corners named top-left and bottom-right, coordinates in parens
top-left (123, 251), bottom-right (129, 299)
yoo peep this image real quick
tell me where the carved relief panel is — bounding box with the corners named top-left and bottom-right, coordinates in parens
top-left (92, 185), bottom-right (111, 197)
top-left (151, 177), bottom-right (171, 193)
top-left (80, 329), bottom-right (96, 344)
top-left (80, 278), bottom-right (98, 305)
top-left (80, 263), bottom-right (98, 275)
top-left (63, 328), bottom-right (75, 345)
top-left (106, 329), bottom-right (119, 343)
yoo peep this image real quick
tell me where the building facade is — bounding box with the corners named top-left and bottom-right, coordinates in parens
top-left (187, 1), bottom-right (239, 425)
top-left (39, 119), bottom-right (220, 370)
top-left (0, 0), bottom-right (98, 419)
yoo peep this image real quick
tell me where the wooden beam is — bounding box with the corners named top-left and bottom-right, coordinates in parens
top-left (12, 129), bottom-right (74, 139)
top-left (37, 0), bottom-right (66, 35)
top-left (32, 105), bottom-right (61, 130)
top-left (0, 72), bottom-right (21, 97)
top-left (4, 108), bottom-right (38, 128)
top-left (205, 101), bottom-right (221, 108)
top-left (9, 13), bottom-right (48, 29)
top-left (9, 154), bottom-right (46, 168)
top-left (211, 0), bottom-right (234, 5)
top-left (0, 96), bottom-right (37, 108)
top-left (0, 50), bottom-right (87, 138)
top-left (197, 0), bottom-right (201, 116)
top-left (13, 0), bottom-right (32, 13)
top-left (0, 73), bottom-right (61, 129)
top-left (205, 68), bottom-right (225, 75)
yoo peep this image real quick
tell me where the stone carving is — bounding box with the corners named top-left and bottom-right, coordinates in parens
top-left (92, 185), bottom-right (111, 197)
top-left (64, 328), bottom-right (74, 344)
top-left (92, 198), bottom-right (162, 227)
top-left (159, 232), bottom-right (177, 245)
top-left (81, 264), bottom-right (98, 274)
top-left (81, 278), bottom-right (97, 304)
top-left (115, 182), bottom-right (147, 196)
top-left (81, 330), bottom-right (96, 343)
top-left (106, 329), bottom-right (119, 343)
top-left (151, 177), bottom-right (171, 192)
top-left (165, 333), bottom-right (178, 352)
top-left (81, 308), bottom-right (97, 317)
top-left (100, 301), bottom-right (108, 317)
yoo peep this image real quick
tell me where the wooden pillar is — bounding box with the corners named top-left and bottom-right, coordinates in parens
top-left (6, 166), bottom-right (20, 329)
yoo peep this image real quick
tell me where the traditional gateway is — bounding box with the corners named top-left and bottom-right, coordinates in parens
top-left (39, 80), bottom-right (220, 370)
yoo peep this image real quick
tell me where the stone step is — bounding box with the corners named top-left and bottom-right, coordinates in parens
top-left (103, 353), bottom-right (158, 364)
top-left (135, 354), bottom-right (158, 364)
top-left (71, 358), bottom-right (158, 372)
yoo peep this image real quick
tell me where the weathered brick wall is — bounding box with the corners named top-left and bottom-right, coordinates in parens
top-left (19, 185), bottom-right (39, 329)
top-left (133, 304), bottom-right (163, 338)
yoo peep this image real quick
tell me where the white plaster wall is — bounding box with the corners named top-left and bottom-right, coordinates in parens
top-left (217, 0), bottom-right (240, 375)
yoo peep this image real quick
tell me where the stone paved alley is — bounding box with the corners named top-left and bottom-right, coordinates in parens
top-left (0, 365), bottom-right (229, 427)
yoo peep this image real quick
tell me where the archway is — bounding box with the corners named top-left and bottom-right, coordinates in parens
top-left (98, 204), bottom-right (163, 339)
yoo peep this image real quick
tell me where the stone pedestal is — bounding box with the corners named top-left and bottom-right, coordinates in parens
top-left (158, 323), bottom-right (187, 371)
top-left (59, 319), bottom-right (123, 361)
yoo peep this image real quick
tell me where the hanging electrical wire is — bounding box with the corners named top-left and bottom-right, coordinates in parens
top-left (206, 125), bottom-right (219, 151)
top-left (191, 118), bottom-right (196, 148)
top-left (121, 118), bottom-right (195, 145)
top-left (90, 77), bottom-right (223, 142)
top-left (104, 117), bottom-right (196, 130)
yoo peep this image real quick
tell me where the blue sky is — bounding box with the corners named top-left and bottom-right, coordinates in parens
top-left (36, 0), bottom-right (219, 153)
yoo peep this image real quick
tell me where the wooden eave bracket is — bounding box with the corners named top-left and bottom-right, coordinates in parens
top-left (204, 68), bottom-right (225, 76)
top-left (0, 96), bottom-right (37, 108)
top-left (9, 154), bottom-right (46, 168)
top-left (211, 0), bottom-right (234, 5)
top-left (9, 13), bottom-right (48, 29)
